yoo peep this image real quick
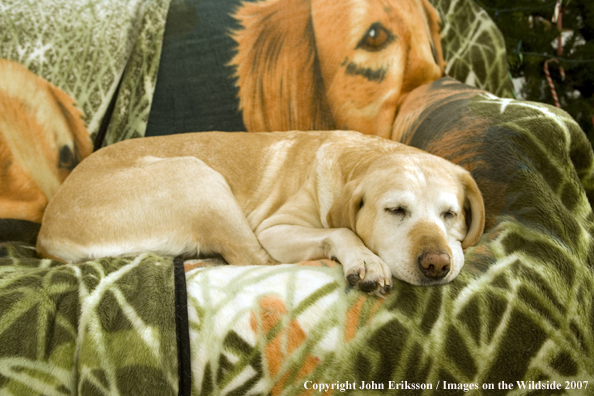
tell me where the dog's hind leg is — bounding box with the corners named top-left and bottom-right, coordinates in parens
top-left (193, 185), bottom-right (279, 267)
top-left (154, 157), bottom-right (279, 267)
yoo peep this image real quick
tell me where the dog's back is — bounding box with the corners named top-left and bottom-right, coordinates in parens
top-left (36, 131), bottom-right (419, 262)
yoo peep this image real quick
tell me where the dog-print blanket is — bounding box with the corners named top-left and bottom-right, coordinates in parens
top-left (145, 0), bottom-right (514, 138)
top-left (2, 1), bottom-right (593, 396)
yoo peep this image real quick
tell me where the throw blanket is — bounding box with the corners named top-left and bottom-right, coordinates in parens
top-left (2, 1), bottom-right (593, 395)
top-left (0, 245), bottom-right (178, 395)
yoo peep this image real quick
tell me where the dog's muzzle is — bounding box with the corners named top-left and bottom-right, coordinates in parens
top-left (418, 250), bottom-right (450, 279)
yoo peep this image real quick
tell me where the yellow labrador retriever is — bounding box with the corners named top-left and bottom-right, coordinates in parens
top-left (37, 131), bottom-right (484, 293)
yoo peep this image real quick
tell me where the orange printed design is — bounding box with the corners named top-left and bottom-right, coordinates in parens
top-left (344, 295), bottom-right (387, 343)
top-left (250, 296), bottom-right (320, 396)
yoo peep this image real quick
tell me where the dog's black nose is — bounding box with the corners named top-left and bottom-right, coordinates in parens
top-left (418, 251), bottom-right (450, 279)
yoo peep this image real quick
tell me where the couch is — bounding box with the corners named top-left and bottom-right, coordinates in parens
top-left (1, 0), bottom-right (593, 395)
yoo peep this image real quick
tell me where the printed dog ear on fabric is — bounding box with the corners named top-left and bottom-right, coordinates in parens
top-left (229, 0), bottom-right (335, 132)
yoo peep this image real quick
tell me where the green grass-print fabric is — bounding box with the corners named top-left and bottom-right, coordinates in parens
top-left (0, 0), bottom-right (170, 144)
top-left (432, 0), bottom-right (515, 98)
top-left (182, 233), bottom-right (594, 395)
top-left (0, 252), bottom-right (178, 396)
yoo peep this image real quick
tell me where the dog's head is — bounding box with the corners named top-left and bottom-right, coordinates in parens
top-left (327, 153), bottom-right (484, 285)
top-left (230, 0), bottom-right (444, 137)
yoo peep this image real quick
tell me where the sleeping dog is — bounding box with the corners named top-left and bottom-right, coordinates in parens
top-left (230, 0), bottom-right (445, 138)
top-left (37, 131), bottom-right (484, 293)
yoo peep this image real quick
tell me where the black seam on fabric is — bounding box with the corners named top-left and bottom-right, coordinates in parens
top-left (0, 219), bottom-right (41, 245)
top-left (174, 256), bottom-right (192, 396)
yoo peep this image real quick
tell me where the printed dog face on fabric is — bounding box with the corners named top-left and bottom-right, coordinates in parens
top-left (230, 0), bottom-right (445, 138)
top-left (0, 59), bottom-right (92, 224)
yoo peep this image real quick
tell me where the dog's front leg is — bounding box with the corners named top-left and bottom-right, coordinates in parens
top-left (258, 225), bottom-right (392, 294)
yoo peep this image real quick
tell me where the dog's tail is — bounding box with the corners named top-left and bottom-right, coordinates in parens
top-left (0, 219), bottom-right (41, 245)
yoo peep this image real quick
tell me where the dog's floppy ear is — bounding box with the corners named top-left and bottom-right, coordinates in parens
top-left (326, 180), bottom-right (364, 231)
top-left (459, 170), bottom-right (485, 249)
top-left (230, 0), bottom-right (334, 131)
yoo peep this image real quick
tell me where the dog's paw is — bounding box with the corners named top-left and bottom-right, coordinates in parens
top-left (344, 253), bottom-right (393, 295)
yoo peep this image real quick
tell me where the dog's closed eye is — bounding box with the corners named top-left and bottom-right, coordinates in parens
top-left (385, 206), bottom-right (408, 217)
top-left (442, 210), bottom-right (456, 220)
top-left (357, 22), bottom-right (395, 52)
